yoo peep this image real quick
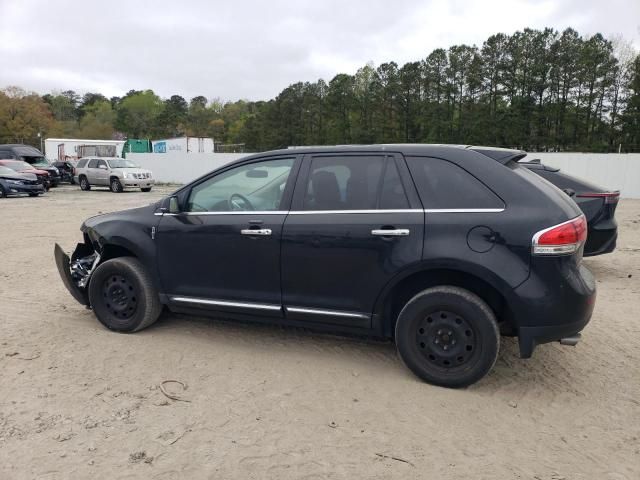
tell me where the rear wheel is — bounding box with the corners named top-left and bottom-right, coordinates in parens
top-left (79, 176), bottom-right (91, 191)
top-left (395, 286), bottom-right (499, 388)
top-left (88, 257), bottom-right (162, 332)
top-left (110, 177), bottom-right (123, 193)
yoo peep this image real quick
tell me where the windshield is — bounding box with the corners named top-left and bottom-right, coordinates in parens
top-left (107, 159), bottom-right (139, 168)
top-left (2, 160), bottom-right (32, 171)
top-left (27, 157), bottom-right (49, 167)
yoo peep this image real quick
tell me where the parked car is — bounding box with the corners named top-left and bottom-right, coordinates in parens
top-left (0, 165), bottom-right (45, 197)
top-left (55, 145), bottom-right (595, 388)
top-left (52, 161), bottom-right (76, 184)
top-left (0, 159), bottom-right (51, 189)
top-left (0, 144), bottom-right (61, 186)
top-left (522, 159), bottom-right (619, 256)
top-left (74, 157), bottom-right (154, 193)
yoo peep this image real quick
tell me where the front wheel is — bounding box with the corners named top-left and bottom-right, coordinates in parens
top-left (110, 178), bottom-right (123, 193)
top-left (88, 257), bottom-right (162, 332)
top-left (79, 176), bottom-right (91, 191)
top-left (395, 286), bottom-right (499, 388)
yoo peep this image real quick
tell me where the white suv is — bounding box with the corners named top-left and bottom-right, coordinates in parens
top-left (75, 157), bottom-right (155, 193)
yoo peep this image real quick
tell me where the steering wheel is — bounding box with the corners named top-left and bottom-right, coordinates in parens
top-left (229, 193), bottom-right (255, 211)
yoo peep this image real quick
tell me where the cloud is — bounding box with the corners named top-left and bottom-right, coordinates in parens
top-left (0, 0), bottom-right (638, 101)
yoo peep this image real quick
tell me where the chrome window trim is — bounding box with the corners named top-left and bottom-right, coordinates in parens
top-left (424, 208), bottom-right (505, 213)
top-left (286, 306), bottom-right (370, 319)
top-left (155, 208), bottom-right (504, 216)
top-left (170, 296), bottom-right (282, 311)
top-left (289, 209), bottom-right (421, 215)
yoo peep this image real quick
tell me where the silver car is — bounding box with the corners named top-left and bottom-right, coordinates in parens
top-left (75, 157), bottom-right (155, 193)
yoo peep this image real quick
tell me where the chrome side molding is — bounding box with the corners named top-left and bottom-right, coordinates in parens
top-left (170, 296), bottom-right (282, 311)
top-left (286, 306), bottom-right (370, 319)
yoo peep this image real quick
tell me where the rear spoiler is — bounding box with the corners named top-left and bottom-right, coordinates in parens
top-left (467, 146), bottom-right (527, 164)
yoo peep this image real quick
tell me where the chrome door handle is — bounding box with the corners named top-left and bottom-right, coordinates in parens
top-left (241, 228), bottom-right (272, 236)
top-left (371, 229), bottom-right (410, 236)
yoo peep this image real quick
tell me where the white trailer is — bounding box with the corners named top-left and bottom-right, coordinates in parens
top-left (44, 138), bottom-right (126, 162)
top-left (151, 137), bottom-right (214, 154)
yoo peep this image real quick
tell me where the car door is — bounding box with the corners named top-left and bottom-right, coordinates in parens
top-left (95, 159), bottom-right (109, 185)
top-left (85, 159), bottom-right (99, 183)
top-left (156, 155), bottom-right (301, 317)
top-left (281, 153), bottom-right (424, 328)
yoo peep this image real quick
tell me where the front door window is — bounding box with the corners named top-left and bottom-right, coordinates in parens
top-left (187, 158), bottom-right (294, 212)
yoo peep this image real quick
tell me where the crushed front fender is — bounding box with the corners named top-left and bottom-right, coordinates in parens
top-left (54, 243), bottom-right (100, 306)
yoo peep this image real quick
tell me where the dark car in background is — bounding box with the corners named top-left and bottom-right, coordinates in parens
top-left (0, 144), bottom-right (61, 186)
top-left (0, 165), bottom-right (45, 197)
top-left (55, 144), bottom-right (595, 388)
top-left (0, 159), bottom-right (51, 189)
top-left (522, 159), bottom-right (619, 256)
top-left (52, 160), bottom-right (76, 184)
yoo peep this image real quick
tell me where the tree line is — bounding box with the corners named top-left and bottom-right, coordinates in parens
top-left (1, 27), bottom-right (639, 153)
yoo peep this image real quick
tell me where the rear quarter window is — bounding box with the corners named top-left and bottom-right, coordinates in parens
top-left (77, 159), bottom-right (88, 168)
top-left (406, 156), bottom-right (503, 209)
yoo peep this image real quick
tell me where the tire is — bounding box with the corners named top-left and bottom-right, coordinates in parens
top-left (28, 192), bottom-right (39, 197)
top-left (395, 286), bottom-right (499, 388)
top-left (0, 184), bottom-right (6, 198)
top-left (110, 177), bottom-right (123, 193)
top-left (88, 257), bottom-right (162, 332)
top-left (141, 187), bottom-right (152, 192)
top-left (70, 178), bottom-right (76, 185)
top-left (80, 176), bottom-right (91, 191)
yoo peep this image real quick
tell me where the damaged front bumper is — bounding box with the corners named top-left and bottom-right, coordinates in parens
top-left (54, 242), bottom-right (100, 306)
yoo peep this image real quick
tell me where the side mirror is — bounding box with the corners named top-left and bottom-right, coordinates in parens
top-left (169, 196), bottom-right (180, 214)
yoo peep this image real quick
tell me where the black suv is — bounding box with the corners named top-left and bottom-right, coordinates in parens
top-left (55, 145), bottom-right (596, 387)
top-left (0, 144), bottom-right (61, 186)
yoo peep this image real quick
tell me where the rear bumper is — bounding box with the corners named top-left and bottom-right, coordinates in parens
top-left (512, 261), bottom-right (596, 358)
top-left (584, 227), bottom-right (617, 256)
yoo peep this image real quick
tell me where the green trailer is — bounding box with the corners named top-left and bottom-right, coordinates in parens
top-left (122, 139), bottom-right (152, 158)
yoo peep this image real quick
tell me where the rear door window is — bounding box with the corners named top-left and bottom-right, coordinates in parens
top-left (303, 155), bottom-right (409, 210)
top-left (87, 159), bottom-right (98, 168)
top-left (406, 156), bottom-right (503, 209)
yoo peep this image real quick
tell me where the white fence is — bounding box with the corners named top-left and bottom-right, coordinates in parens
top-left (534, 153), bottom-right (640, 198)
top-left (129, 152), bottom-right (245, 184)
top-left (129, 151), bottom-right (640, 198)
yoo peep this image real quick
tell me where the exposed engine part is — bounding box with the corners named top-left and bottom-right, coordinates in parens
top-left (70, 252), bottom-right (101, 288)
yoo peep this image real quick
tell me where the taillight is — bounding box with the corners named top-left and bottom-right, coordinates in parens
top-left (576, 191), bottom-right (620, 204)
top-left (532, 215), bottom-right (587, 256)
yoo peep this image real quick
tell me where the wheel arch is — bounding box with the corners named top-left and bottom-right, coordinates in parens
top-left (85, 226), bottom-right (162, 296)
top-left (373, 262), bottom-right (516, 338)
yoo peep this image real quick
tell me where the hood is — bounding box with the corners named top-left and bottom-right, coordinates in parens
top-left (82, 203), bottom-right (157, 231)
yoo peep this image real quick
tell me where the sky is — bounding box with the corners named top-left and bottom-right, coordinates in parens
top-left (0, 0), bottom-right (638, 102)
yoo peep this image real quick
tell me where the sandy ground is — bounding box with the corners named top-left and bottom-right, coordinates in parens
top-left (0, 184), bottom-right (638, 480)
